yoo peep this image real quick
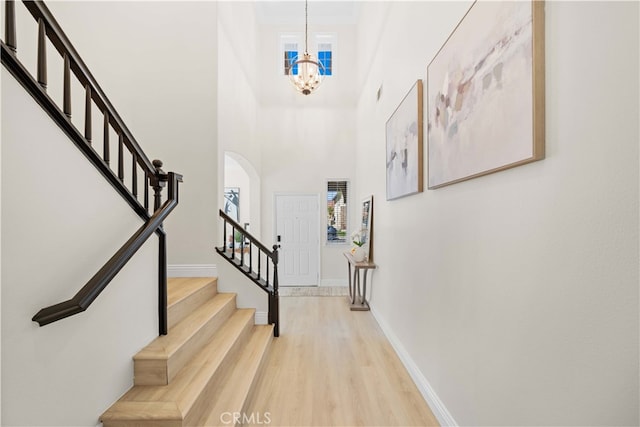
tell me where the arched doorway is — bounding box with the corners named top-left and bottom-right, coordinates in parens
top-left (223, 152), bottom-right (261, 239)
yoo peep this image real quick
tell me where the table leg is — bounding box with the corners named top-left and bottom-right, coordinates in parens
top-left (354, 268), bottom-right (361, 305)
top-left (347, 262), bottom-right (353, 301)
top-left (361, 269), bottom-right (371, 307)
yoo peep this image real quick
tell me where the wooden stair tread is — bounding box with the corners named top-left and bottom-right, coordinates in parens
top-left (167, 277), bottom-right (217, 307)
top-left (133, 292), bottom-right (237, 385)
top-left (101, 401), bottom-right (182, 421)
top-left (135, 293), bottom-right (235, 360)
top-left (198, 324), bottom-right (274, 426)
top-left (102, 276), bottom-right (276, 427)
top-left (167, 277), bottom-right (218, 330)
top-left (104, 308), bottom-right (256, 423)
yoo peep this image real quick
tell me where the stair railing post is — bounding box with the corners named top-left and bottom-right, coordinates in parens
top-left (151, 159), bottom-right (166, 211)
top-left (151, 160), bottom-right (168, 335)
top-left (270, 244), bottom-right (280, 337)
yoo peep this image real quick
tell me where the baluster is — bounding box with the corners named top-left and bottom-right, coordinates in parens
top-left (84, 86), bottom-right (92, 143)
top-left (103, 112), bottom-right (110, 165)
top-left (5, 0), bottom-right (17, 52)
top-left (132, 153), bottom-right (138, 198)
top-left (223, 220), bottom-right (229, 253)
top-left (231, 226), bottom-right (236, 255)
top-left (266, 259), bottom-right (270, 287)
top-left (249, 242), bottom-right (253, 275)
top-left (239, 231), bottom-right (244, 265)
top-left (144, 173), bottom-right (149, 212)
top-left (118, 133), bottom-right (124, 182)
top-left (37, 19), bottom-right (47, 89)
top-left (257, 249), bottom-right (262, 279)
top-left (63, 54), bottom-right (71, 117)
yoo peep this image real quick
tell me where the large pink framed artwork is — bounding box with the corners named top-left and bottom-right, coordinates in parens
top-left (427, 0), bottom-right (545, 189)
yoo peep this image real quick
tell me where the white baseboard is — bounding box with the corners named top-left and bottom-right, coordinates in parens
top-left (370, 305), bottom-right (458, 427)
top-left (167, 264), bottom-right (217, 278)
top-left (255, 311), bottom-right (268, 325)
top-left (319, 278), bottom-right (348, 287)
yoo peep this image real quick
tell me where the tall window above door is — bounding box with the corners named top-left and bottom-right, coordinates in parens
top-left (283, 41), bottom-right (299, 76)
top-left (327, 180), bottom-right (348, 244)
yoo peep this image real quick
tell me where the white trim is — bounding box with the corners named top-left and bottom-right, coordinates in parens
top-left (254, 311), bottom-right (268, 325)
top-left (167, 264), bottom-right (217, 278)
top-left (319, 279), bottom-right (348, 287)
top-left (370, 305), bottom-right (458, 427)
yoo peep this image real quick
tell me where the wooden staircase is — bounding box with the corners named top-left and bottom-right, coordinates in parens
top-left (101, 277), bottom-right (273, 427)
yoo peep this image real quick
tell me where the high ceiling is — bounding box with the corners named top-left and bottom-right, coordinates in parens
top-left (254, 1), bottom-right (359, 26)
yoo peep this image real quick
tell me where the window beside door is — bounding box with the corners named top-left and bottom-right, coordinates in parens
top-left (327, 180), bottom-right (348, 244)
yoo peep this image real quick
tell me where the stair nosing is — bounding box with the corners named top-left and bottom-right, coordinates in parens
top-left (119, 308), bottom-right (256, 416)
top-left (134, 293), bottom-right (236, 361)
top-left (167, 277), bottom-right (217, 309)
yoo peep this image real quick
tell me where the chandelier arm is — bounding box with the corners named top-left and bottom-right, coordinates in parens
top-left (288, 0), bottom-right (324, 95)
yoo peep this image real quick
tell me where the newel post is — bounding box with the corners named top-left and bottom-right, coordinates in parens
top-left (151, 159), bottom-right (167, 210)
top-left (270, 244), bottom-right (280, 337)
top-left (151, 159), bottom-right (169, 334)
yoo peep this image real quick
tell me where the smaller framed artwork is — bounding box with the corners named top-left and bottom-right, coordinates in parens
top-left (361, 196), bottom-right (373, 261)
top-left (386, 80), bottom-right (424, 200)
top-left (223, 187), bottom-right (240, 222)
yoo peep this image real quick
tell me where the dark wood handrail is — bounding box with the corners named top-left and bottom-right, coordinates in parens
top-left (3, 0), bottom-right (182, 335)
top-left (219, 210), bottom-right (276, 258)
top-left (1, 0), bottom-right (157, 219)
top-left (21, 0), bottom-right (156, 174)
top-left (216, 210), bottom-right (280, 336)
top-left (32, 173), bottom-right (183, 328)
top-left (1, 40), bottom-right (150, 219)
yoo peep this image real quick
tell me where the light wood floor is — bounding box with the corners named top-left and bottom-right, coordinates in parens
top-left (245, 296), bottom-right (439, 426)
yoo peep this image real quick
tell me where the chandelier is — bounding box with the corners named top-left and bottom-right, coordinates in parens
top-left (288, 0), bottom-right (325, 95)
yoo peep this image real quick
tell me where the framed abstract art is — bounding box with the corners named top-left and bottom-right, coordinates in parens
top-left (427, 0), bottom-right (545, 188)
top-left (386, 80), bottom-right (424, 200)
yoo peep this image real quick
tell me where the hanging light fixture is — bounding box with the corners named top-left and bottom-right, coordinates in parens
top-left (288, 0), bottom-right (325, 95)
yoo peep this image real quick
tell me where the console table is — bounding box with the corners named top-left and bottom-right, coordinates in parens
top-left (344, 252), bottom-right (377, 311)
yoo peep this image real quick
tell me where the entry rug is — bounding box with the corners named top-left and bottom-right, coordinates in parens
top-left (279, 286), bottom-right (348, 297)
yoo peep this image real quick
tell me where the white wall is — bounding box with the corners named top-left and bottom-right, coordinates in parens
top-left (218, 1), bottom-right (262, 240)
top-left (356, 1), bottom-right (639, 426)
top-left (256, 19), bottom-right (359, 284)
top-left (2, 2), bottom-right (219, 425)
top-left (215, 3), bottom-right (268, 313)
top-left (1, 69), bottom-right (158, 427)
top-left (45, 1), bottom-right (219, 266)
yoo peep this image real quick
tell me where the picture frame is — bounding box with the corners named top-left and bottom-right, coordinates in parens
top-left (360, 196), bottom-right (373, 262)
top-left (223, 187), bottom-right (240, 222)
top-left (386, 80), bottom-right (424, 200)
top-left (427, 0), bottom-right (545, 189)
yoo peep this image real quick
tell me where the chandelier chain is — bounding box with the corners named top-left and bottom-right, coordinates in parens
top-left (304, 0), bottom-right (309, 53)
top-left (288, 0), bottom-right (324, 95)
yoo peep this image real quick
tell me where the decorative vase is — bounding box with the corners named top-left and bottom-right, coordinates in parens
top-left (351, 245), bottom-right (366, 262)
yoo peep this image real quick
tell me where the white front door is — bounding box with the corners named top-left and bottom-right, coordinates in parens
top-left (275, 194), bottom-right (320, 286)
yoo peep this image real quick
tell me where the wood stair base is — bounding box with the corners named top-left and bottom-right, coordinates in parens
top-left (196, 324), bottom-right (274, 427)
top-left (101, 278), bottom-right (274, 427)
